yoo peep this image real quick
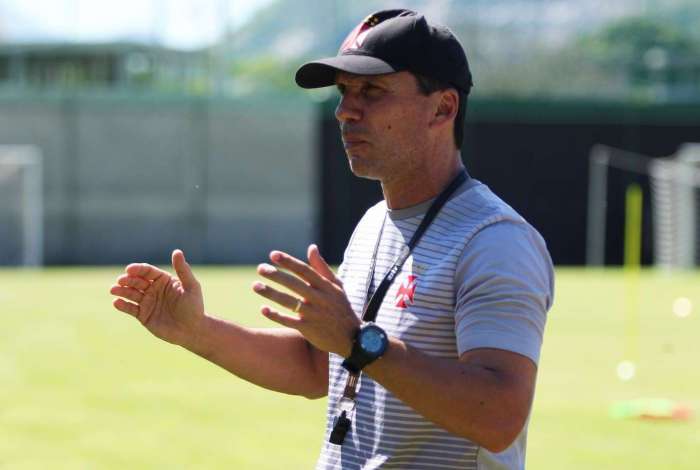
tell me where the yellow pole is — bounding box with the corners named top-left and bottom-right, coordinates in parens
top-left (621, 184), bottom-right (642, 380)
top-left (624, 184), bottom-right (642, 268)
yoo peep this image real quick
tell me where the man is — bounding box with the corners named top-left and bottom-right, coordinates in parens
top-left (110, 9), bottom-right (553, 469)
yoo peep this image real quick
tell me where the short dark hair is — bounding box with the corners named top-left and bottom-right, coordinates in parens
top-left (413, 73), bottom-right (468, 149)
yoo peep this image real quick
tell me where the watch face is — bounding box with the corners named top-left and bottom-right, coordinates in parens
top-left (359, 327), bottom-right (386, 354)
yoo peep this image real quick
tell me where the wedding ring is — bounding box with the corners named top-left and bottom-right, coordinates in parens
top-left (293, 299), bottom-right (303, 313)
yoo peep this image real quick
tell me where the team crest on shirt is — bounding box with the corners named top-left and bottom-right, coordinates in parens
top-left (395, 275), bottom-right (417, 309)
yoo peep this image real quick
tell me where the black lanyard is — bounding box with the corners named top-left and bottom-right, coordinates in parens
top-left (361, 168), bottom-right (467, 322)
top-left (329, 168), bottom-right (468, 446)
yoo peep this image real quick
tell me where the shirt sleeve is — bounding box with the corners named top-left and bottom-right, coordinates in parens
top-left (454, 220), bottom-right (554, 365)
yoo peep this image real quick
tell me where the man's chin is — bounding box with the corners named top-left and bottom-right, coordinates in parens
top-left (348, 157), bottom-right (381, 181)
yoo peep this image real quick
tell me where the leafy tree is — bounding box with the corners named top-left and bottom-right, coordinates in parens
top-left (581, 16), bottom-right (700, 95)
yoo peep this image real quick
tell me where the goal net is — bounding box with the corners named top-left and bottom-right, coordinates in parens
top-left (0, 146), bottom-right (43, 266)
top-left (587, 143), bottom-right (700, 268)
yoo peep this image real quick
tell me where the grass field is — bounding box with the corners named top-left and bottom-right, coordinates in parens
top-left (1, 266), bottom-right (698, 469)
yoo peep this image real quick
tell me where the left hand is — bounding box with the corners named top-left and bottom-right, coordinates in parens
top-left (252, 244), bottom-right (360, 357)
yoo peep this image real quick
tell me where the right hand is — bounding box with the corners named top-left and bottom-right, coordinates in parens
top-left (110, 249), bottom-right (205, 348)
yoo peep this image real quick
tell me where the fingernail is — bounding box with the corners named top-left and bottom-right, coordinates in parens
top-left (270, 251), bottom-right (283, 262)
top-left (258, 264), bottom-right (275, 274)
top-left (252, 281), bottom-right (265, 292)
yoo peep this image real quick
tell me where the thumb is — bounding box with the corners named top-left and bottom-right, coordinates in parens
top-left (308, 244), bottom-right (342, 287)
top-left (172, 249), bottom-right (199, 291)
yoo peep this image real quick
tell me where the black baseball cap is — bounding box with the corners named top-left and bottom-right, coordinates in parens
top-left (295, 9), bottom-right (473, 93)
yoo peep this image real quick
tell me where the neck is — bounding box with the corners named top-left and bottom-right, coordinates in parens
top-left (382, 152), bottom-right (464, 210)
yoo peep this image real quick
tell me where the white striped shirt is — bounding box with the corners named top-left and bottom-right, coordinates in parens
top-left (316, 177), bottom-right (554, 470)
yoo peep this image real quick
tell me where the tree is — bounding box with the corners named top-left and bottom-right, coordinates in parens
top-left (581, 16), bottom-right (700, 98)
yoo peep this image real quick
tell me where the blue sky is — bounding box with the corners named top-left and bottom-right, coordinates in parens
top-left (0, 0), bottom-right (274, 49)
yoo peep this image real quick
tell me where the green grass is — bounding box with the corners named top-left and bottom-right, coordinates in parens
top-left (529, 269), bottom-right (700, 469)
top-left (0, 267), bottom-right (698, 469)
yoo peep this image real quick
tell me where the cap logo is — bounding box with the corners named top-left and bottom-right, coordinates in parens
top-left (339, 15), bottom-right (380, 52)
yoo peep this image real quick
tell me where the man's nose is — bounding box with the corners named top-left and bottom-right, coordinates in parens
top-left (335, 94), bottom-right (362, 123)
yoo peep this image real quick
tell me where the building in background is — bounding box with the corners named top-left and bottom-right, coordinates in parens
top-left (0, 42), bottom-right (211, 93)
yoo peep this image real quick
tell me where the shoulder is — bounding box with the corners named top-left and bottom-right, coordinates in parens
top-left (347, 200), bottom-right (387, 243)
top-left (451, 180), bottom-right (553, 290)
top-left (453, 180), bottom-right (552, 269)
top-left (430, 179), bottom-right (528, 249)
top-left (449, 179), bottom-right (523, 226)
top-left (360, 199), bottom-right (388, 223)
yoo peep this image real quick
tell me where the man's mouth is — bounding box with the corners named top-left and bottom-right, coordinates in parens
top-left (342, 134), bottom-right (368, 150)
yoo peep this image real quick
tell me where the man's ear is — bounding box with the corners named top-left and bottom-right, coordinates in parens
top-left (430, 89), bottom-right (459, 128)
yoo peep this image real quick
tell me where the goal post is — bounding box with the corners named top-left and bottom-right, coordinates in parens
top-left (586, 143), bottom-right (700, 268)
top-left (0, 145), bottom-right (44, 266)
top-left (649, 143), bottom-right (700, 268)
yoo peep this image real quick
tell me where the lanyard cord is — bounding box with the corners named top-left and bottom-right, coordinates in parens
top-left (361, 169), bottom-right (467, 323)
top-left (328, 169), bottom-right (468, 446)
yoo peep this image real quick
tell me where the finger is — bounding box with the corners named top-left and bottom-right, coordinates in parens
top-left (126, 262), bottom-right (167, 282)
top-left (113, 298), bottom-right (140, 317)
top-left (307, 244), bottom-right (343, 287)
top-left (252, 281), bottom-right (307, 313)
top-left (117, 274), bottom-right (150, 291)
top-left (257, 263), bottom-right (317, 301)
top-left (172, 249), bottom-right (199, 291)
top-left (260, 305), bottom-right (303, 330)
top-left (110, 285), bottom-right (144, 304)
top-left (269, 251), bottom-right (327, 289)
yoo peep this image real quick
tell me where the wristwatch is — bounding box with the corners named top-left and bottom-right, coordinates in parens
top-left (341, 323), bottom-right (389, 374)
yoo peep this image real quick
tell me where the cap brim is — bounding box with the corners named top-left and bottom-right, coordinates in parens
top-left (295, 54), bottom-right (397, 89)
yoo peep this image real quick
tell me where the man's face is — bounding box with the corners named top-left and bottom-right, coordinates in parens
top-left (334, 71), bottom-right (436, 184)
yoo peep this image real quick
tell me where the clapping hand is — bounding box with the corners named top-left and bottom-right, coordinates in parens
top-left (110, 249), bottom-right (205, 348)
top-left (252, 244), bottom-right (360, 357)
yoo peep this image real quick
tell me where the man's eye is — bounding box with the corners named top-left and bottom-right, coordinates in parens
top-left (362, 85), bottom-right (382, 96)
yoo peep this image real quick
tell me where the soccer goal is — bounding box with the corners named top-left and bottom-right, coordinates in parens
top-left (0, 145), bottom-right (43, 266)
top-left (587, 143), bottom-right (700, 268)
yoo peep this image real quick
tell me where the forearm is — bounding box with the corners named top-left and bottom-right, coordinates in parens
top-left (364, 338), bottom-right (534, 452)
top-left (184, 314), bottom-right (328, 399)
